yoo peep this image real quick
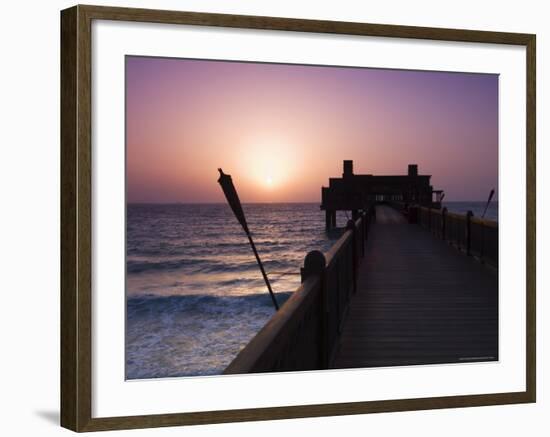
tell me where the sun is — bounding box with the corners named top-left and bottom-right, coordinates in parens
top-left (237, 135), bottom-right (300, 195)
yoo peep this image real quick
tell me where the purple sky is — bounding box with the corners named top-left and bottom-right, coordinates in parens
top-left (126, 56), bottom-right (498, 203)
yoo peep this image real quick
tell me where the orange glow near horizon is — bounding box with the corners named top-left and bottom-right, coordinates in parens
top-left (236, 135), bottom-right (302, 199)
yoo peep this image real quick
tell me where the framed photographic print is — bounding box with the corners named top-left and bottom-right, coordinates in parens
top-left (60, 4), bottom-right (536, 432)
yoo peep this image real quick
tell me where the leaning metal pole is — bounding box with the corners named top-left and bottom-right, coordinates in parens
top-left (217, 168), bottom-right (279, 311)
top-left (482, 189), bottom-right (495, 218)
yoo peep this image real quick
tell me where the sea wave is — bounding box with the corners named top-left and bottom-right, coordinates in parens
top-left (127, 256), bottom-right (296, 275)
top-left (128, 291), bottom-right (292, 315)
top-left (126, 292), bottom-right (291, 379)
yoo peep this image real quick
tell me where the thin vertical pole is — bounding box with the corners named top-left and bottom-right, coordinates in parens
top-left (246, 233), bottom-right (279, 311)
top-left (482, 189), bottom-right (495, 218)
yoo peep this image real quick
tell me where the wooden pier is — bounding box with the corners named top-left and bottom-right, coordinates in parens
top-left (223, 165), bottom-right (498, 375)
top-left (333, 205), bottom-right (498, 369)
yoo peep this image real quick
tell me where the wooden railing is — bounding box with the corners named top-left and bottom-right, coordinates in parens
top-left (413, 206), bottom-right (498, 267)
top-left (223, 208), bottom-right (373, 374)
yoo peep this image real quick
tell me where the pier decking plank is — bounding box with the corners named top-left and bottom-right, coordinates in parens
top-left (332, 205), bottom-right (498, 369)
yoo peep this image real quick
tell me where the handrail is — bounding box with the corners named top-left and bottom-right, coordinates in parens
top-left (223, 207), bottom-right (373, 374)
top-left (325, 228), bottom-right (353, 267)
top-left (223, 275), bottom-right (321, 374)
top-left (413, 205), bottom-right (498, 266)
top-left (470, 215), bottom-right (498, 228)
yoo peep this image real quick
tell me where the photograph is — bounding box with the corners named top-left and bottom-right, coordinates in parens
top-left (125, 56), bottom-right (499, 380)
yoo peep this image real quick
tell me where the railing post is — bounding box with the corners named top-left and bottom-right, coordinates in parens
top-left (346, 219), bottom-right (358, 294)
top-left (363, 210), bottom-right (368, 241)
top-left (408, 205), bottom-right (418, 224)
top-left (361, 212), bottom-right (367, 256)
top-left (301, 250), bottom-right (327, 368)
top-left (480, 221), bottom-right (485, 263)
top-left (428, 206), bottom-right (432, 231)
top-left (441, 207), bottom-right (447, 240)
top-left (466, 210), bottom-right (473, 256)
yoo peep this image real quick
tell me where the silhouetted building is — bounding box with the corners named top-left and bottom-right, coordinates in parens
top-left (321, 160), bottom-right (443, 228)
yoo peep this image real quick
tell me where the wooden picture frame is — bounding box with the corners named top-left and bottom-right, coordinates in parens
top-left (61, 4), bottom-right (536, 432)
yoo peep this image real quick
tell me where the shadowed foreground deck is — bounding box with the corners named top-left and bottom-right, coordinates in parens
top-left (332, 205), bottom-right (498, 368)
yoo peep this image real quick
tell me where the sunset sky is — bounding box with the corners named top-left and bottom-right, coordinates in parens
top-left (126, 56), bottom-right (498, 203)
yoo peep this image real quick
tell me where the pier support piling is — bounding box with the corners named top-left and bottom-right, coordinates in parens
top-left (325, 210), bottom-right (337, 230)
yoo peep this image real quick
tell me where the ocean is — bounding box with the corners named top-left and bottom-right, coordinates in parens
top-left (443, 201), bottom-right (498, 221)
top-left (126, 201), bottom-right (497, 379)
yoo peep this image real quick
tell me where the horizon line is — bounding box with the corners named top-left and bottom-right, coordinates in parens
top-left (126, 200), bottom-right (499, 205)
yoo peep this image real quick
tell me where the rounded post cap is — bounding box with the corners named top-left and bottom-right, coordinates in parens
top-left (303, 250), bottom-right (326, 273)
